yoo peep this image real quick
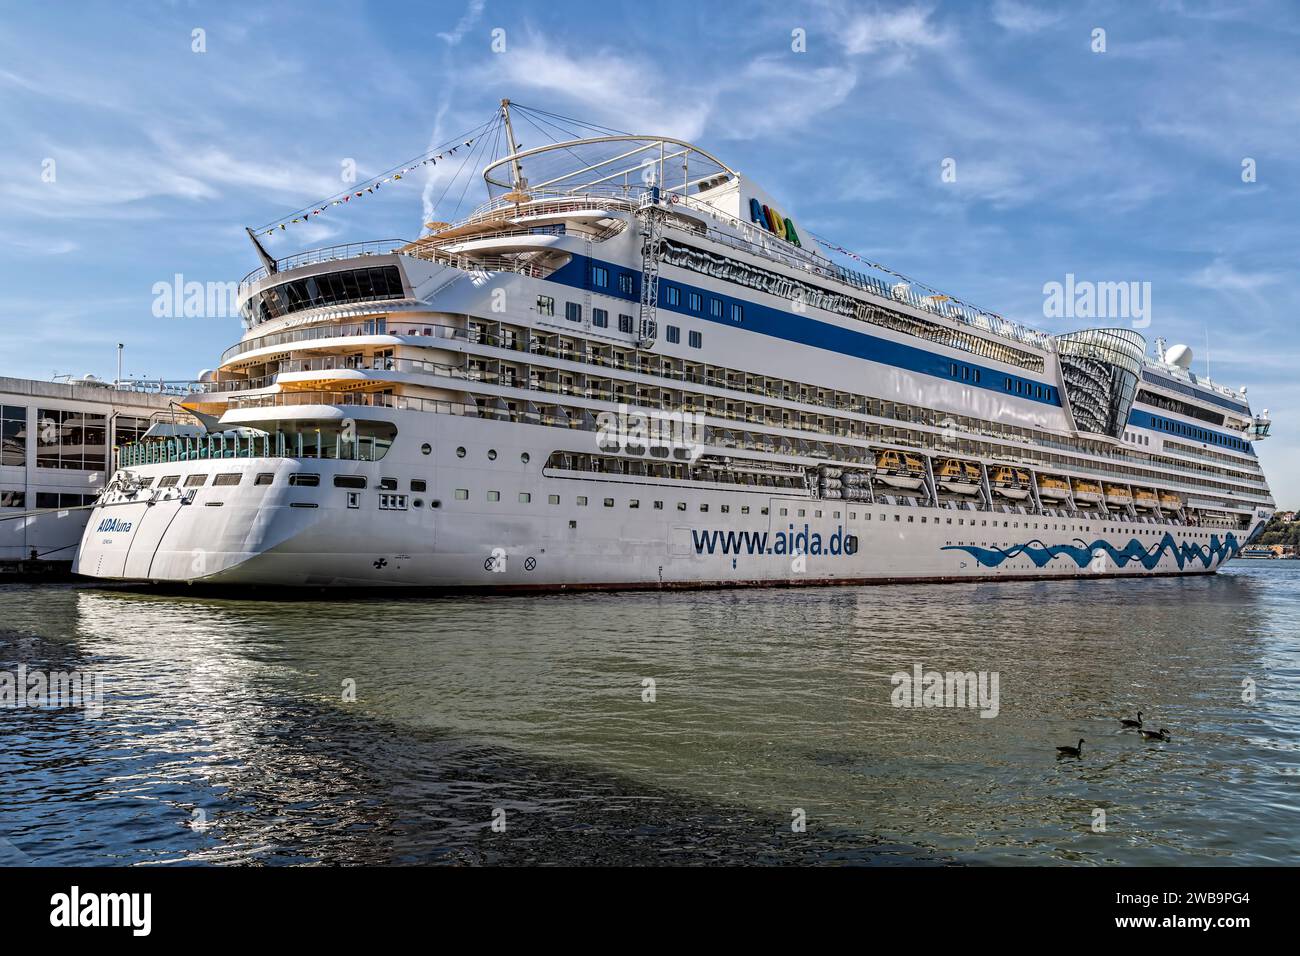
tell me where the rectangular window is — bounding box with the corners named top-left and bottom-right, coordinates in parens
top-left (603, 497), bottom-right (615, 507)
top-left (618, 314), bottom-right (634, 333)
top-left (666, 325), bottom-right (680, 344)
top-left (730, 303), bottom-right (743, 323)
top-left (653, 501), bottom-right (663, 510)
top-left (537, 295), bottom-right (555, 316)
top-left (0, 490), bottom-right (25, 508)
top-left (576, 496), bottom-right (588, 506)
top-left (287, 473), bottom-right (318, 487)
top-left (254, 473), bottom-right (274, 486)
top-left (185, 474), bottom-right (209, 487)
top-left (455, 488), bottom-right (469, 500)
top-left (592, 308), bottom-right (608, 328)
top-left (334, 475), bottom-right (366, 488)
top-left (618, 273), bottom-right (634, 295)
top-left (665, 286), bottom-right (680, 306)
top-left (565, 302), bottom-right (582, 323)
top-left (518, 492), bottom-right (531, 503)
top-left (1, 405), bottom-right (26, 467)
top-left (548, 494), bottom-right (560, 505)
top-left (688, 292), bottom-right (702, 312)
top-left (688, 331), bottom-right (702, 348)
top-left (710, 298), bottom-right (723, 318)
top-left (36, 408), bottom-right (106, 471)
top-left (591, 265), bottom-right (608, 288)
top-left (159, 475), bottom-right (180, 488)
top-left (629, 499), bottom-right (640, 509)
top-left (213, 473), bottom-right (242, 486)
top-left (677, 502), bottom-right (687, 511)
top-left (379, 477), bottom-right (397, 491)
top-left (487, 490), bottom-right (500, 501)
top-left (411, 479), bottom-right (427, 492)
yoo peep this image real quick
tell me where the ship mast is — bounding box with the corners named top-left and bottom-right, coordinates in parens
top-left (500, 98), bottom-right (531, 203)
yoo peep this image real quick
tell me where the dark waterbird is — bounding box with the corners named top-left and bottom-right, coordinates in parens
top-left (1056, 739), bottom-right (1085, 758)
top-left (1120, 711), bottom-right (1143, 728)
top-left (1139, 728), bottom-right (1171, 742)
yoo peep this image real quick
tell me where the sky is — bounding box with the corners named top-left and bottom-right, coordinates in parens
top-left (1, 0), bottom-right (1297, 502)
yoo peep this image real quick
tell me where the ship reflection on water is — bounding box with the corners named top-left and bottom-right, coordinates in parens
top-left (1, 565), bottom-right (1297, 866)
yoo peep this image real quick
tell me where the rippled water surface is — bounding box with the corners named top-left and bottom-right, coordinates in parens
top-left (2, 564), bottom-right (1298, 865)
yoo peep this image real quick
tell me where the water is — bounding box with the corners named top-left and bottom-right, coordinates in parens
top-left (2, 564), bottom-right (1297, 866)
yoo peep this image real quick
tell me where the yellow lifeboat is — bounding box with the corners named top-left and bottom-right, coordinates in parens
top-left (991, 466), bottom-right (1031, 501)
top-left (1037, 474), bottom-right (1071, 501)
top-left (1072, 478), bottom-right (1103, 505)
top-left (936, 458), bottom-right (982, 495)
top-left (1159, 491), bottom-right (1182, 511)
top-left (874, 450), bottom-right (926, 491)
top-left (1104, 483), bottom-right (1133, 508)
top-left (1133, 487), bottom-right (1159, 510)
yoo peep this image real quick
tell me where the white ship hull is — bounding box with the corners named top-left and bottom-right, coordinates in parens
top-left (75, 412), bottom-right (1256, 589)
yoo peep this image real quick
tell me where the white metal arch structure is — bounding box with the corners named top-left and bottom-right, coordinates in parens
top-left (482, 135), bottom-right (738, 201)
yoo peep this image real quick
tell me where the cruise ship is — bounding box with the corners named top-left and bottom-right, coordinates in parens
top-left (75, 102), bottom-right (1276, 588)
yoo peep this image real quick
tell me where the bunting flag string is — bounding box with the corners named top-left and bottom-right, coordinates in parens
top-left (809, 231), bottom-right (1010, 325)
top-left (256, 138), bottom-right (480, 237)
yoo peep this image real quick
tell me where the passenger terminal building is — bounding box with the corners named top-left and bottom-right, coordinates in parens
top-left (0, 375), bottom-right (181, 567)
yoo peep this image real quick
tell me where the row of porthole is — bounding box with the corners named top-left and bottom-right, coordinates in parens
top-left (451, 445), bottom-right (531, 464)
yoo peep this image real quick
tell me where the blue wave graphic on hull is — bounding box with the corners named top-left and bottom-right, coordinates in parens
top-left (942, 532), bottom-right (1241, 571)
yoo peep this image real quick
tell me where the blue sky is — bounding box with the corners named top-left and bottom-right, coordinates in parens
top-left (2, 0), bottom-right (1298, 502)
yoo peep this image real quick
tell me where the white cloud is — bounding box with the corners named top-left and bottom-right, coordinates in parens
top-left (437, 0), bottom-right (487, 46)
top-left (991, 0), bottom-right (1063, 34)
top-left (839, 5), bottom-right (952, 57)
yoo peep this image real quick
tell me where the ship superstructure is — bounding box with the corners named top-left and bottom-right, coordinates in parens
top-left (74, 102), bottom-right (1276, 587)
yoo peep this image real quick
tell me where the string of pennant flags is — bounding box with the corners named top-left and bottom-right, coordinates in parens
top-left (255, 136), bottom-right (481, 237)
top-left (809, 231), bottom-right (1004, 321)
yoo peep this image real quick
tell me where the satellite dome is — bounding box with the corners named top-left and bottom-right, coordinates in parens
top-left (198, 369), bottom-right (216, 383)
top-left (1164, 344), bottom-right (1193, 369)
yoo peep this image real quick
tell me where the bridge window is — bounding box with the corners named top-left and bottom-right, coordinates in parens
top-left (664, 286), bottom-right (680, 307)
top-left (591, 265), bottom-right (608, 288)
